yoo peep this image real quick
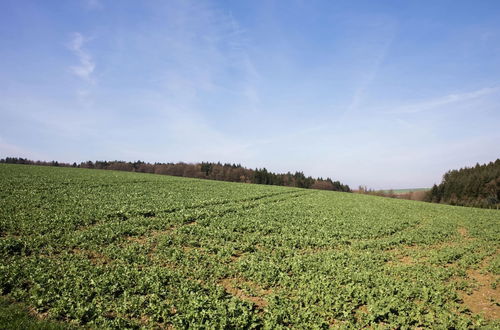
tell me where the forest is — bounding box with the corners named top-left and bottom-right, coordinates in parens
top-left (426, 159), bottom-right (500, 209)
top-left (0, 158), bottom-right (351, 192)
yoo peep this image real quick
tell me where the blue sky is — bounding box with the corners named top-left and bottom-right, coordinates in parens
top-left (1, 0), bottom-right (500, 189)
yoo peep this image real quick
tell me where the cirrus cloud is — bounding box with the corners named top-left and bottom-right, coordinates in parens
top-left (68, 32), bottom-right (95, 83)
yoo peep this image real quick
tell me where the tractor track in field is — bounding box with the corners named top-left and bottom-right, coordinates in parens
top-left (83, 189), bottom-right (305, 225)
top-left (120, 190), bottom-right (317, 241)
top-left (56, 189), bottom-right (318, 261)
top-left (9, 190), bottom-right (316, 260)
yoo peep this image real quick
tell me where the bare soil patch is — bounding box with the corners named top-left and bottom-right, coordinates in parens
top-left (125, 228), bottom-right (174, 244)
top-left (460, 268), bottom-right (499, 320)
top-left (72, 248), bottom-right (112, 265)
top-left (219, 278), bottom-right (271, 309)
top-left (458, 227), bottom-right (472, 240)
top-left (456, 255), bottom-right (500, 320)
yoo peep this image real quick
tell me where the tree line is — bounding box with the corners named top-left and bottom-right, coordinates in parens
top-left (426, 159), bottom-right (500, 209)
top-left (0, 157), bottom-right (351, 192)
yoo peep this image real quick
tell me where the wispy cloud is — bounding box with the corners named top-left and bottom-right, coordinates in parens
top-left (336, 19), bottom-right (398, 124)
top-left (155, 1), bottom-right (259, 104)
top-left (68, 32), bottom-right (95, 82)
top-left (129, 1), bottom-right (262, 160)
top-left (346, 35), bottom-right (393, 114)
top-left (383, 86), bottom-right (500, 114)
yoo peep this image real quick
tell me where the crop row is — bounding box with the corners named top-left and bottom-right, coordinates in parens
top-left (0, 164), bottom-right (499, 328)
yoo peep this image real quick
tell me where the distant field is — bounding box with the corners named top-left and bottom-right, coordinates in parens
top-left (383, 188), bottom-right (430, 194)
top-left (0, 164), bottom-right (499, 328)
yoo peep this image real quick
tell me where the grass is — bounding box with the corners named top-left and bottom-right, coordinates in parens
top-left (0, 164), bottom-right (499, 328)
top-left (0, 296), bottom-right (71, 329)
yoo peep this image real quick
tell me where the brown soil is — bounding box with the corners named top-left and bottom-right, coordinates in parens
top-left (329, 319), bottom-right (347, 327)
top-left (125, 228), bottom-right (174, 244)
top-left (355, 304), bottom-right (369, 320)
top-left (386, 253), bottom-right (415, 266)
top-left (72, 248), bottom-right (112, 265)
top-left (398, 255), bottom-right (414, 265)
top-left (28, 306), bottom-right (49, 320)
top-left (219, 278), bottom-right (270, 309)
top-left (126, 235), bottom-right (150, 244)
top-left (230, 253), bottom-right (243, 262)
top-left (460, 268), bottom-right (500, 320)
top-left (458, 227), bottom-right (473, 240)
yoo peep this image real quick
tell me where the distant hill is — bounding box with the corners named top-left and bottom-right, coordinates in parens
top-left (356, 187), bottom-right (430, 201)
top-left (382, 188), bottom-right (430, 195)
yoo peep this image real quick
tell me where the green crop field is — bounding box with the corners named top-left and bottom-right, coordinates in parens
top-left (1, 164), bottom-right (499, 329)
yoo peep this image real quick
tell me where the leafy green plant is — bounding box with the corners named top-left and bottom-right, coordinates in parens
top-left (0, 164), bottom-right (499, 328)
